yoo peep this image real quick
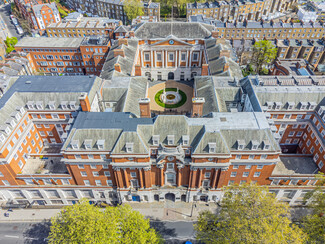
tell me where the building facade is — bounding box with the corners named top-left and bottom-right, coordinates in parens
top-left (65, 0), bottom-right (160, 24)
top-left (186, 0), bottom-right (297, 22)
top-left (15, 36), bottom-right (110, 76)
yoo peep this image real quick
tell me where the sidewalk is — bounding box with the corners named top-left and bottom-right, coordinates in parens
top-left (0, 201), bottom-right (218, 222)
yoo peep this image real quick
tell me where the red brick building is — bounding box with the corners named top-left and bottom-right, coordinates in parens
top-left (15, 36), bottom-right (110, 76)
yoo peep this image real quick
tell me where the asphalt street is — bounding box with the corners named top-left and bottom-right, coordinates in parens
top-left (0, 4), bottom-right (24, 39)
top-left (0, 221), bottom-right (196, 244)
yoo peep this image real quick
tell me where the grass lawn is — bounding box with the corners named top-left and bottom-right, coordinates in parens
top-left (154, 88), bottom-right (187, 108)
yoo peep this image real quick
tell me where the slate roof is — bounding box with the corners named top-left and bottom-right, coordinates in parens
top-left (16, 37), bottom-right (84, 48)
top-left (0, 76), bottom-right (102, 146)
top-left (62, 112), bottom-right (279, 155)
top-left (133, 22), bottom-right (214, 40)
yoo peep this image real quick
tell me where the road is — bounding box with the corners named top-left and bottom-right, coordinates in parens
top-left (0, 4), bottom-right (24, 39)
top-left (0, 221), bottom-right (195, 244)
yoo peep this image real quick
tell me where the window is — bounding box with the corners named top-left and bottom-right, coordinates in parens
top-left (131, 172), bottom-right (137, 178)
top-left (95, 180), bottom-right (102, 186)
top-left (167, 163), bottom-right (174, 169)
top-left (233, 165), bottom-right (239, 169)
top-left (156, 53), bottom-right (162, 61)
top-left (93, 172), bottom-right (99, 177)
top-left (2, 180), bottom-right (10, 186)
top-left (168, 53), bottom-right (174, 62)
top-left (257, 165), bottom-right (263, 169)
top-left (81, 171), bottom-right (87, 177)
top-left (78, 164), bottom-right (84, 169)
top-left (84, 180), bottom-right (91, 186)
top-left (61, 179), bottom-right (70, 185)
top-left (319, 161), bottom-right (324, 169)
top-left (106, 180), bottom-right (113, 186)
top-left (193, 52), bottom-right (199, 61)
top-left (90, 165), bottom-right (97, 169)
top-left (228, 180), bottom-right (235, 185)
top-left (243, 172), bottom-right (249, 177)
top-left (205, 172), bottom-right (211, 178)
top-left (236, 155), bottom-right (241, 159)
top-left (104, 171), bottom-right (111, 177)
top-left (245, 165), bottom-right (252, 169)
top-left (144, 52), bottom-right (150, 61)
top-left (230, 172), bottom-right (237, 177)
top-left (254, 172), bottom-right (261, 177)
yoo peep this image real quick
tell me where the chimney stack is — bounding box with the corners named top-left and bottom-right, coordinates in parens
top-left (114, 63), bottom-right (121, 72)
top-left (201, 64), bottom-right (209, 76)
top-left (192, 97), bottom-right (205, 117)
top-left (135, 64), bottom-right (142, 76)
top-left (118, 38), bottom-right (128, 46)
top-left (113, 49), bottom-right (125, 58)
top-left (139, 98), bottom-right (151, 118)
top-left (79, 92), bottom-right (91, 112)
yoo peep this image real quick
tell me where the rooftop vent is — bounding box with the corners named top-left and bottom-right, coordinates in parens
top-left (25, 80), bottom-right (31, 84)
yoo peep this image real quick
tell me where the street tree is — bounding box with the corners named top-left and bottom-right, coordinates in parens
top-left (251, 40), bottom-right (277, 74)
top-left (195, 184), bottom-right (306, 244)
top-left (4, 36), bottom-right (18, 54)
top-left (48, 199), bottom-right (162, 244)
top-left (303, 173), bottom-right (325, 243)
top-left (124, 0), bottom-right (143, 23)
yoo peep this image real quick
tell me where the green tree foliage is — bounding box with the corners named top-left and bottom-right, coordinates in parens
top-left (303, 173), bottom-right (325, 243)
top-left (251, 40), bottom-right (277, 75)
top-left (124, 0), bottom-right (144, 23)
top-left (4, 36), bottom-right (18, 54)
top-left (48, 199), bottom-right (162, 244)
top-left (195, 184), bottom-right (306, 244)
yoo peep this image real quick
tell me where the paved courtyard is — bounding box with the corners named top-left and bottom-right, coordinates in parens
top-left (148, 80), bottom-right (193, 113)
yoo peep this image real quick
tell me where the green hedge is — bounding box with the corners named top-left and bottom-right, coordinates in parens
top-left (154, 88), bottom-right (187, 108)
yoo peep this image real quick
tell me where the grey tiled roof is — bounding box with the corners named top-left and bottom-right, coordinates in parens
top-left (62, 112), bottom-right (279, 155)
top-left (134, 22), bottom-right (214, 40)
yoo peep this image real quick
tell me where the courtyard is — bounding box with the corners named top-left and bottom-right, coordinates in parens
top-left (148, 80), bottom-right (193, 113)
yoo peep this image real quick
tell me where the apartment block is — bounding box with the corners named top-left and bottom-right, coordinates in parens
top-left (213, 20), bottom-right (325, 40)
top-left (14, 0), bottom-right (61, 32)
top-left (15, 36), bottom-right (110, 76)
top-left (65, 0), bottom-right (160, 24)
top-left (46, 12), bottom-right (121, 39)
top-left (186, 0), bottom-right (296, 22)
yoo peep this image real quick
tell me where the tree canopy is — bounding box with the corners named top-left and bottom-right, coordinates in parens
top-left (124, 0), bottom-right (144, 23)
top-left (195, 184), bottom-right (306, 244)
top-left (251, 40), bottom-right (277, 75)
top-left (4, 36), bottom-right (18, 54)
top-left (302, 173), bottom-right (325, 243)
top-left (48, 199), bottom-right (161, 244)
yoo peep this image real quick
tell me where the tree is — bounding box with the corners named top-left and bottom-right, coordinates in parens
top-left (48, 199), bottom-right (162, 244)
top-left (302, 173), bottom-right (325, 243)
top-left (251, 40), bottom-right (277, 75)
top-left (124, 0), bottom-right (143, 23)
top-left (4, 36), bottom-right (18, 54)
top-left (195, 184), bottom-right (306, 244)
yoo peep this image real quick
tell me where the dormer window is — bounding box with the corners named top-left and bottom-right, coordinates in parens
top-left (49, 101), bottom-right (55, 110)
top-left (287, 102), bottom-right (295, 110)
top-left (126, 142), bottom-right (133, 153)
top-left (208, 142), bottom-right (216, 153)
top-left (97, 139), bottom-right (105, 150)
top-left (69, 101), bottom-right (76, 110)
top-left (275, 102), bottom-right (282, 110)
top-left (152, 135), bottom-right (160, 146)
top-left (300, 102), bottom-right (308, 110)
top-left (0, 134), bottom-right (5, 143)
top-left (11, 111), bottom-right (21, 121)
top-left (182, 135), bottom-right (189, 146)
top-left (61, 101), bottom-right (68, 110)
top-left (318, 106), bottom-right (325, 115)
top-left (71, 140), bottom-right (79, 149)
top-left (84, 139), bottom-right (92, 150)
top-left (263, 140), bottom-right (270, 150)
top-left (308, 102), bottom-right (316, 110)
top-left (36, 101), bottom-right (43, 110)
top-left (266, 101), bottom-right (274, 110)
top-left (167, 135), bottom-right (174, 145)
top-left (26, 101), bottom-right (35, 110)
top-left (251, 140), bottom-right (259, 150)
top-left (9, 119), bottom-right (16, 128)
top-left (237, 140), bottom-right (245, 150)
top-left (17, 106), bottom-right (25, 115)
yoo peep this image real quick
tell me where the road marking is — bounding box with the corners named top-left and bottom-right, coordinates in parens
top-left (4, 235), bottom-right (19, 238)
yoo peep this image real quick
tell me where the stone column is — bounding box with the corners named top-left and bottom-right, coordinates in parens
top-left (160, 167), bottom-right (164, 186)
top-left (114, 168), bottom-right (124, 188)
top-left (212, 168), bottom-right (218, 189)
top-left (189, 50), bottom-right (192, 67)
top-left (190, 168), bottom-right (197, 188)
top-left (144, 167), bottom-right (151, 188)
top-left (123, 169), bottom-right (129, 188)
top-left (177, 167), bottom-right (182, 186)
top-left (197, 168), bottom-right (203, 188)
top-left (150, 50), bottom-right (153, 68)
top-left (186, 50), bottom-right (189, 67)
top-left (138, 168), bottom-right (144, 188)
top-left (140, 51), bottom-right (144, 67)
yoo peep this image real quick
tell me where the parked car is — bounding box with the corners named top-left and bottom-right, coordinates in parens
top-left (16, 26), bottom-right (23, 34)
top-left (9, 15), bottom-right (14, 20)
top-left (12, 17), bottom-right (18, 26)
